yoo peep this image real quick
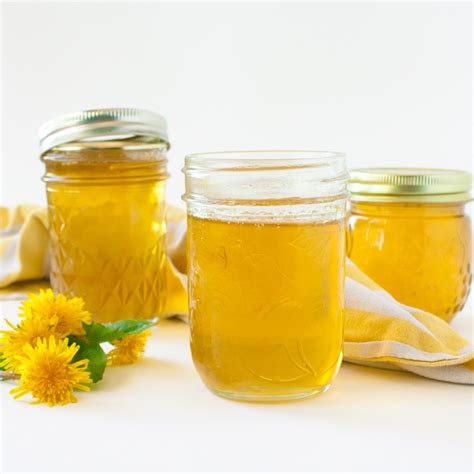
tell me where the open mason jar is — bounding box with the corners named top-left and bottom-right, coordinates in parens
top-left (347, 168), bottom-right (472, 322)
top-left (39, 108), bottom-right (170, 322)
top-left (183, 151), bottom-right (348, 401)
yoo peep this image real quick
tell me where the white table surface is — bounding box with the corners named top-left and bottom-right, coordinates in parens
top-left (1, 299), bottom-right (473, 473)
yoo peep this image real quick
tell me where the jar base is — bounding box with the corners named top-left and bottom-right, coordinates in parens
top-left (207, 384), bottom-right (331, 403)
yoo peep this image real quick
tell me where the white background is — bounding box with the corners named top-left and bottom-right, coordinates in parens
top-left (1, 1), bottom-right (472, 207)
top-left (1, 2), bottom-right (473, 473)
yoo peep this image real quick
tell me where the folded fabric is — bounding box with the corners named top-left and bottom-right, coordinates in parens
top-left (0, 205), bottom-right (49, 287)
top-left (1, 205), bottom-right (472, 384)
top-left (344, 262), bottom-right (473, 384)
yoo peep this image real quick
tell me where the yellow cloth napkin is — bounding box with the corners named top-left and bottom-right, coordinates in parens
top-left (0, 205), bottom-right (49, 288)
top-left (1, 205), bottom-right (473, 384)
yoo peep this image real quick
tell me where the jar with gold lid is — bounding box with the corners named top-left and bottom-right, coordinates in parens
top-left (39, 108), bottom-right (170, 322)
top-left (347, 168), bottom-right (472, 322)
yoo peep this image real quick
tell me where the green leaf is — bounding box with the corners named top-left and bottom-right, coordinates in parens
top-left (83, 319), bottom-right (155, 344)
top-left (70, 337), bottom-right (107, 383)
top-left (67, 320), bottom-right (155, 383)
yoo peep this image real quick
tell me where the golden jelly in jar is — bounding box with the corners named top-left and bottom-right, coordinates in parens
top-left (184, 151), bottom-right (348, 402)
top-left (347, 168), bottom-right (472, 322)
top-left (39, 108), bottom-right (170, 322)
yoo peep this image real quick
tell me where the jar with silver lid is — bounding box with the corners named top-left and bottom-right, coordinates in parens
top-left (39, 108), bottom-right (170, 322)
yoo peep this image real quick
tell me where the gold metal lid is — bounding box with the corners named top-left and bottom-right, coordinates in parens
top-left (349, 168), bottom-right (472, 203)
top-left (39, 108), bottom-right (170, 155)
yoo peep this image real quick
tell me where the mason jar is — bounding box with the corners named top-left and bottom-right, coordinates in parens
top-left (347, 168), bottom-right (472, 322)
top-left (39, 108), bottom-right (170, 322)
top-left (183, 150), bottom-right (348, 402)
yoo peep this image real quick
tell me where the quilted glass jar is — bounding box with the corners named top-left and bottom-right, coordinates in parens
top-left (39, 108), bottom-right (170, 322)
top-left (347, 168), bottom-right (472, 322)
top-left (183, 150), bottom-right (348, 402)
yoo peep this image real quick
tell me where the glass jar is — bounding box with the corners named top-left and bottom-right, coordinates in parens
top-left (183, 150), bottom-right (348, 402)
top-left (39, 108), bottom-right (170, 322)
top-left (347, 168), bottom-right (472, 322)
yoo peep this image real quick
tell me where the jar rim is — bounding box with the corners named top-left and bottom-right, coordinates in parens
top-left (183, 149), bottom-right (348, 214)
top-left (184, 149), bottom-right (346, 172)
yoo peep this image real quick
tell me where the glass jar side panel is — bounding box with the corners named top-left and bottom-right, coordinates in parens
top-left (47, 178), bottom-right (167, 322)
top-left (187, 214), bottom-right (345, 398)
top-left (347, 202), bottom-right (472, 322)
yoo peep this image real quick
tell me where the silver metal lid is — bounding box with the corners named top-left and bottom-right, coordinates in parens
top-left (39, 108), bottom-right (169, 154)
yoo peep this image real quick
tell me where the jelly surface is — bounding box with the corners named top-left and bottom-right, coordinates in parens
top-left (45, 149), bottom-right (167, 322)
top-left (347, 202), bottom-right (472, 322)
top-left (187, 215), bottom-right (345, 399)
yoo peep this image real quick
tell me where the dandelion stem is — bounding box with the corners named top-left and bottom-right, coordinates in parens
top-left (0, 371), bottom-right (20, 381)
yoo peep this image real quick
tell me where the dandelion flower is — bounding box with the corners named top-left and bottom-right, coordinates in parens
top-left (0, 317), bottom-right (51, 373)
top-left (19, 289), bottom-right (91, 337)
top-left (10, 336), bottom-right (92, 406)
top-left (108, 331), bottom-right (151, 366)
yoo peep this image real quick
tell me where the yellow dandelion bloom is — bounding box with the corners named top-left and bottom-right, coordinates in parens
top-left (19, 289), bottom-right (91, 337)
top-left (0, 317), bottom-right (52, 373)
top-left (108, 330), bottom-right (151, 366)
top-left (10, 336), bottom-right (92, 406)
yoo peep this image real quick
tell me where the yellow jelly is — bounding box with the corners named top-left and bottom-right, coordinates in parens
top-left (188, 216), bottom-right (345, 399)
